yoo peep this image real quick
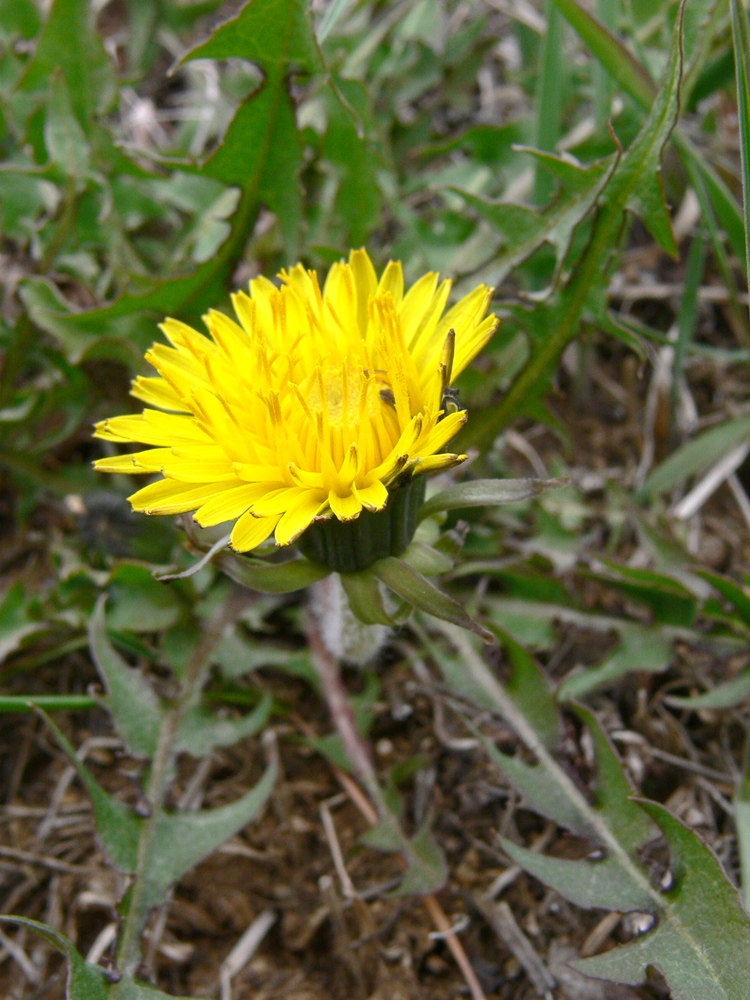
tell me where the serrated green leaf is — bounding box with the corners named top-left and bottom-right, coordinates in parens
top-left (88, 596), bottom-right (163, 759)
top-left (419, 478), bottom-right (568, 520)
top-left (373, 556), bottom-right (493, 642)
top-left (483, 739), bottom-right (596, 839)
top-left (0, 916), bottom-right (109, 1000)
top-left (572, 705), bottom-right (656, 851)
top-left (40, 712), bottom-right (141, 873)
top-left (459, 4), bottom-right (685, 451)
top-left (573, 801), bottom-right (750, 999)
top-left (445, 624), bottom-right (750, 999)
top-left (452, 153), bottom-right (615, 286)
top-left (394, 822), bottom-right (448, 896)
top-left (180, 0), bottom-right (319, 69)
top-left (214, 551), bottom-right (330, 592)
top-left (16, 0), bottom-right (115, 130)
top-left (180, 0), bottom-right (320, 253)
top-left (174, 693), bottom-right (272, 756)
top-left (144, 762), bottom-right (276, 908)
top-left (500, 836), bottom-right (653, 911)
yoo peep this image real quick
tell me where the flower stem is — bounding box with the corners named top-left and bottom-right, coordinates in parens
top-left (306, 601), bottom-right (390, 820)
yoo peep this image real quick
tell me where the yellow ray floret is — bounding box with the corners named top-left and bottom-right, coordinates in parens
top-left (94, 249), bottom-right (496, 552)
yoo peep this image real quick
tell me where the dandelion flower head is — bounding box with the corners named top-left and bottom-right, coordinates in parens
top-left (94, 249), bottom-right (496, 552)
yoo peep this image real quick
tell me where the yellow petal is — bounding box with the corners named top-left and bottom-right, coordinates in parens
top-left (129, 479), bottom-right (232, 514)
top-left (275, 491), bottom-right (329, 545)
top-left (451, 314), bottom-right (498, 380)
top-left (398, 272), bottom-right (440, 343)
top-left (94, 412), bottom-right (209, 446)
top-left (94, 448), bottom-right (166, 473)
top-left (230, 511), bottom-right (279, 551)
top-left (130, 377), bottom-right (186, 411)
top-left (376, 260), bottom-right (404, 307)
top-left (353, 478), bottom-right (388, 511)
top-left (413, 453), bottom-right (466, 475)
top-left (194, 483), bottom-right (270, 527)
top-left (419, 410), bottom-right (467, 456)
top-left (251, 487), bottom-right (319, 518)
top-left (328, 489), bottom-right (362, 521)
top-left (350, 248), bottom-right (377, 336)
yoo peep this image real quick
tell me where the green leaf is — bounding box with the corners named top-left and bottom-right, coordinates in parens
top-left (0, 695), bottom-right (96, 713)
top-left (394, 822), bottom-right (449, 896)
top-left (16, 0), bottom-right (115, 131)
top-left (501, 835), bottom-right (654, 911)
top-left (174, 694), bottom-right (273, 756)
top-left (44, 72), bottom-right (90, 177)
top-left (107, 563), bottom-right (185, 634)
top-left (0, 0), bottom-right (40, 39)
top-left (665, 669), bottom-right (750, 711)
top-left (88, 596), bottom-right (163, 759)
top-left (573, 801), bottom-right (750, 999)
top-left (699, 570), bottom-right (750, 629)
top-left (580, 560), bottom-right (698, 627)
top-left (460, 3), bottom-right (685, 450)
top-left (450, 152), bottom-right (615, 287)
top-left (0, 583), bottom-right (45, 664)
top-left (497, 627), bottom-right (561, 749)
top-left (40, 712), bottom-right (141, 873)
top-left (731, 0), bottom-right (750, 305)
top-left (638, 413), bottom-right (750, 500)
top-left (109, 974), bottom-right (208, 1000)
top-left (360, 816), bottom-right (448, 896)
top-left (400, 541), bottom-right (454, 577)
top-left (419, 477), bottom-right (569, 520)
top-left (144, 763), bottom-right (276, 908)
top-left (0, 917), bottom-right (109, 1000)
top-left (339, 569), bottom-right (407, 626)
top-left (549, 0), bottom-right (655, 109)
top-left (180, 0), bottom-right (321, 253)
top-left (439, 624), bottom-right (750, 998)
top-left (214, 551), bottom-right (330, 592)
top-left (373, 556), bottom-right (493, 642)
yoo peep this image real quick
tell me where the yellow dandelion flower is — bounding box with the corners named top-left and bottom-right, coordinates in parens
top-left (94, 248), bottom-right (496, 563)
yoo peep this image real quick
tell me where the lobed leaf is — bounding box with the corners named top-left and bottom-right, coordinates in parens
top-left (437, 626), bottom-right (750, 999)
top-left (88, 596), bottom-right (163, 760)
top-left (142, 763), bottom-right (277, 914)
top-left (573, 801), bottom-right (750, 1000)
top-left (0, 916), bottom-right (109, 1000)
top-left (452, 152), bottom-right (615, 288)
